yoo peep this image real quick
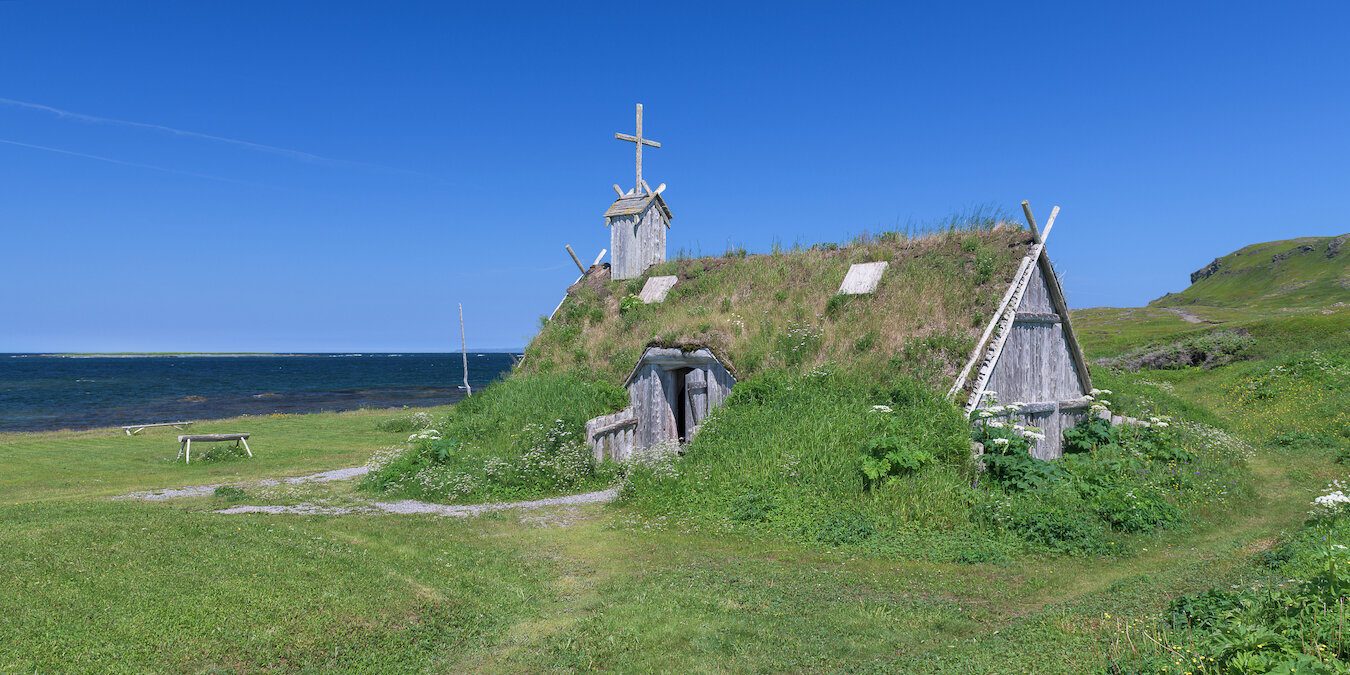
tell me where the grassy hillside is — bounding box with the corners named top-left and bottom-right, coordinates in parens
top-left (521, 227), bottom-right (1033, 389)
top-left (1069, 234), bottom-right (1350, 671)
top-left (12, 229), bottom-right (1350, 672)
top-left (1152, 232), bottom-right (1349, 310)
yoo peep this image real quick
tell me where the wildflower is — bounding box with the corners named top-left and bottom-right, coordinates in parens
top-left (1314, 491), bottom-right (1350, 507)
top-left (977, 411), bottom-right (995, 419)
top-left (993, 438), bottom-right (1010, 446)
top-left (988, 421), bottom-right (1005, 429)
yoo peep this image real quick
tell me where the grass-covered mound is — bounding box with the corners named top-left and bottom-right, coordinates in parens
top-left (617, 366), bottom-right (1253, 561)
top-left (1131, 490), bottom-right (1350, 673)
top-left (522, 226), bottom-right (1032, 387)
top-left (1153, 233), bottom-right (1350, 310)
top-left (361, 373), bottom-right (628, 503)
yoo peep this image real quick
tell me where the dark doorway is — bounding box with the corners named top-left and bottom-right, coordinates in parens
top-left (671, 367), bottom-right (692, 442)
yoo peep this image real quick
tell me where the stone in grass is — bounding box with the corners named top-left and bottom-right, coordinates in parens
top-left (639, 275), bottom-right (679, 304)
top-left (838, 261), bottom-right (889, 295)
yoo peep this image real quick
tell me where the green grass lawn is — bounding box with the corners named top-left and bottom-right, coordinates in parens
top-left (4, 284), bottom-right (1349, 671)
top-left (1, 390), bottom-right (1342, 673)
top-left (0, 407), bottom-right (452, 503)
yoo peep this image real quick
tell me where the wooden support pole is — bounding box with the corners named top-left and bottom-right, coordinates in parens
top-left (565, 245), bottom-right (587, 274)
top-left (1040, 205), bottom-right (1060, 243)
top-left (1021, 200), bottom-right (1042, 245)
top-left (459, 303), bottom-right (471, 397)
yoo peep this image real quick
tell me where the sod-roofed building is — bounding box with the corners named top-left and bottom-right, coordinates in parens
top-left (530, 203), bottom-right (1091, 462)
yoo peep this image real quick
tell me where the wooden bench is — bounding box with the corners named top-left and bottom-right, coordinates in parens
top-left (177, 433), bottom-right (252, 464)
top-left (123, 421), bottom-right (192, 436)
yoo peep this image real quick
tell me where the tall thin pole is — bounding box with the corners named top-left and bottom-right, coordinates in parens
top-left (459, 303), bottom-right (471, 397)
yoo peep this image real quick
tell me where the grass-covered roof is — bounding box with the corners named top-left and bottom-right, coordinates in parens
top-left (521, 227), bottom-right (1035, 390)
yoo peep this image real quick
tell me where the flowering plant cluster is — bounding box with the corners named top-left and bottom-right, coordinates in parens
top-left (1310, 479), bottom-right (1350, 522)
top-left (970, 392), bottom-right (1045, 451)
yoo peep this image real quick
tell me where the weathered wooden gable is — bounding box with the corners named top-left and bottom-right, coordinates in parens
top-left (587, 346), bottom-right (735, 461)
top-left (607, 193), bottom-right (671, 280)
top-left (953, 206), bottom-right (1094, 461)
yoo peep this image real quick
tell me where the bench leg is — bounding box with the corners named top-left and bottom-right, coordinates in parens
top-left (176, 441), bottom-right (185, 461)
top-left (240, 438), bottom-right (253, 457)
top-left (185, 439), bottom-right (191, 464)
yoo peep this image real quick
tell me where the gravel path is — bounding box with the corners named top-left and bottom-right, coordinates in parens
top-left (213, 488), bottom-right (619, 517)
top-left (116, 466), bottom-right (371, 501)
top-left (1165, 307), bottom-right (1205, 324)
top-left (116, 465), bottom-right (618, 519)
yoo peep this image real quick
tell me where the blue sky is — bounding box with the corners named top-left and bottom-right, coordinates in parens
top-left (2, 1), bottom-right (1347, 352)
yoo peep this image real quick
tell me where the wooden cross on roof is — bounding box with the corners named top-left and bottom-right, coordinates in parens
top-left (614, 103), bottom-right (661, 194)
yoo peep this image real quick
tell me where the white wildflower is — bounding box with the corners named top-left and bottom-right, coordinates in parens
top-left (1314, 491), bottom-right (1350, 507)
top-left (993, 438), bottom-right (1010, 446)
top-left (977, 411), bottom-right (995, 419)
top-left (988, 421), bottom-right (1005, 429)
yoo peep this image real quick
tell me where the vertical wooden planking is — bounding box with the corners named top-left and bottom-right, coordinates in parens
top-left (686, 368), bottom-right (708, 430)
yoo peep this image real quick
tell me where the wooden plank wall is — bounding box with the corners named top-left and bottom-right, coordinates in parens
top-left (585, 408), bottom-right (637, 462)
top-left (608, 203), bottom-right (668, 280)
top-left (600, 348), bottom-right (737, 457)
top-left (983, 264), bottom-right (1089, 459)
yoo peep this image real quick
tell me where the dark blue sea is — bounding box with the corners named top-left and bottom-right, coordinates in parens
top-left (0, 353), bottom-right (518, 433)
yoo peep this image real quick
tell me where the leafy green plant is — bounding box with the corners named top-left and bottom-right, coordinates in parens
top-left (618, 294), bottom-right (644, 315)
top-left (1091, 487), bottom-right (1182, 533)
top-left (212, 485), bottom-right (246, 500)
top-left (859, 435), bottom-right (935, 485)
top-left (815, 511), bottom-right (875, 545)
top-left (1062, 415), bottom-right (1119, 454)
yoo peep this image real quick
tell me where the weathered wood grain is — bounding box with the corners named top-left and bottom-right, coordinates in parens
top-left (838, 261), bottom-right (889, 295)
top-left (639, 275), bottom-right (679, 303)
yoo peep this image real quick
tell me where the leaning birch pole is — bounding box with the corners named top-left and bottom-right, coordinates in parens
top-left (459, 303), bottom-right (471, 397)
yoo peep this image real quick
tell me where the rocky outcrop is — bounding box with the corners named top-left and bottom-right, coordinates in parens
top-left (1272, 244), bottom-right (1316, 264)
top-left (1190, 258), bottom-right (1222, 283)
top-left (1329, 234), bottom-right (1349, 259)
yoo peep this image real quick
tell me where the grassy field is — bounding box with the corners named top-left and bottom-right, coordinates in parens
top-left (1, 384), bottom-right (1344, 673)
top-left (5, 233), bottom-right (1349, 672)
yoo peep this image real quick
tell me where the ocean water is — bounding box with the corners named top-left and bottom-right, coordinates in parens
top-left (0, 353), bottom-right (518, 433)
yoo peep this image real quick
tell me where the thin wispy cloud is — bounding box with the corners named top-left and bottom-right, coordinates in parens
top-left (0, 97), bottom-right (447, 181)
top-left (0, 138), bottom-right (256, 185)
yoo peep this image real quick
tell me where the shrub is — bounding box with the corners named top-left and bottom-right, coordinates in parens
top-left (987, 489), bottom-right (1114, 555)
top-left (618, 294), bottom-right (644, 315)
top-left (1099, 329), bottom-right (1255, 371)
top-left (1147, 497), bottom-right (1350, 672)
top-left (729, 492), bottom-right (777, 523)
top-left (1091, 488), bottom-right (1182, 533)
top-left (361, 373), bottom-right (629, 503)
top-left (1062, 415), bottom-right (1119, 454)
top-left (620, 368), bottom-right (973, 554)
top-left (213, 485), bottom-right (246, 500)
top-left (859, 435), bottom-right (935, 485)
top-left (815, 511), bottom-right (875, 545)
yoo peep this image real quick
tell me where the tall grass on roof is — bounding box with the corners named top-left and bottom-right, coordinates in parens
top-left (524, 225), bottom-right (1031, 384)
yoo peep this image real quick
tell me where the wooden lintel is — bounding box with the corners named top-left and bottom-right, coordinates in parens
top-left (591, 416), bottom-right (638, 437)
top-left (1004, 396), bottom-right (1093, 415)
top-left (1014, 311), bottom-right (1062, 324)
